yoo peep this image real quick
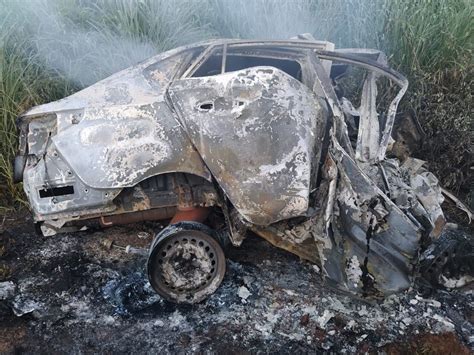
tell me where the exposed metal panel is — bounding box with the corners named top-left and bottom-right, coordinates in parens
top-left (169, 67), bottom-right (327, 225)
top-left (355, 72), bottom-right (379, 162)
top-left (53, 102), bottom-right (211, 189)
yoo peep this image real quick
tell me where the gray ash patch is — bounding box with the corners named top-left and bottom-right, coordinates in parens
top-left (0, 220), bottom-right (472, 353)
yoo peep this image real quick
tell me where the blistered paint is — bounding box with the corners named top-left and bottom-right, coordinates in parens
top-left (169, 66), bottom-right (327, 225)
top-left (38, 102), bottom-right (210, 191)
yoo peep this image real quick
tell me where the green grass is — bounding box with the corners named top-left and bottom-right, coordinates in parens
top-left (0, 0), bottom-right (472, 210)
top-left (0, 26), bottom-right (76, 209)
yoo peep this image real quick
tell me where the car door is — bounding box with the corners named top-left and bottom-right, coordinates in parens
top-left (168, 45), bottom-right (328, 225)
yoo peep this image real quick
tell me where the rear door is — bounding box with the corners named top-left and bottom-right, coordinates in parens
top-left (168, 45), bottom-right (328, 225)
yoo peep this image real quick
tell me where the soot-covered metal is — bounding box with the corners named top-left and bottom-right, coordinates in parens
top-left (14, 35), bottom-right (471, 302)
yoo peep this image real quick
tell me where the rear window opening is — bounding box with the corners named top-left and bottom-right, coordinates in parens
top-left (192, 55), bottom-right (224, 77)
top-left (192, 53), bottom-right (302, 81)
top-left (39, 185), bottom-right (74, 198)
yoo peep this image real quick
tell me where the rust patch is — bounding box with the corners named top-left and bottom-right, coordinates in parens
top-left (170, 207), bottom-right (210, 224)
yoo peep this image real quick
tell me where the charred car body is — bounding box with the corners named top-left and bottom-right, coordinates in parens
top-left (14, 36), bottom-right (463, 303)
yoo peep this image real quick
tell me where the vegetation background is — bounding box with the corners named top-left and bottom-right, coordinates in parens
top-left (0, 0), bottom-right (472, 213)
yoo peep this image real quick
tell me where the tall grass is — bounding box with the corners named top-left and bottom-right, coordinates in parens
top-left (0, 0), bottom-right (472, 209)
top-left (0, 29), bottom-right (74, 209)
top-left (382, 0), bottom-right (472, 201)
top-left (383, 0), bottom-right (472, 75)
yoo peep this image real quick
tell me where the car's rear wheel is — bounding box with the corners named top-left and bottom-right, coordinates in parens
top-left (147, 222), bottom-right (226, 303)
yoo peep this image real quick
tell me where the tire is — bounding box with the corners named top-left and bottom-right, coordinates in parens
top-left (147, 222), bottom-right (226, 304)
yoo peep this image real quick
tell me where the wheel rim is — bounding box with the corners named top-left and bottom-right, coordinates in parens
top-left (148, 229), bottom-right (225, 303)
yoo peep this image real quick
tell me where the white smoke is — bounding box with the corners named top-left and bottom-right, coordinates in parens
top-left (1, 0), bottom-right (383, 87)
top-left (210, 0), bottom-right (383, 47)
top-left (1, 0), bottom-right (213, 87)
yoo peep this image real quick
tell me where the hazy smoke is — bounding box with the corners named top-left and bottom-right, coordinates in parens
top-left (1, 0), bottom-right (213, 86)
top-left (1, 1), bottom-right (154, 86)
top-left (212, 0), bottom-right (325, 40)
top-left (211, 0), bottom-right (381, 46)
top-left (1, 0), bottom-right (381, 87)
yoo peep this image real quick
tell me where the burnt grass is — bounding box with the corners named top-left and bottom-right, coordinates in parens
top-left (0, 213), bottom-right (473, 354)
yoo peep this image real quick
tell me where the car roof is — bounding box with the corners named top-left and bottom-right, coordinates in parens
top-left (181, 38), bottom-right (335, 51)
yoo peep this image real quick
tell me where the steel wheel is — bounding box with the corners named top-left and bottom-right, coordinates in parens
top-left (147, 222), bottom-right (226, 304)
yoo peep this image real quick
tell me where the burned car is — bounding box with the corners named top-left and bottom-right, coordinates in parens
top-left (13, 36), bottom-right (465, 303)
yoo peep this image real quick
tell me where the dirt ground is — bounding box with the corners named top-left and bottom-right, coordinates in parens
top-left (0, 212), bottom-right (472, 354)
